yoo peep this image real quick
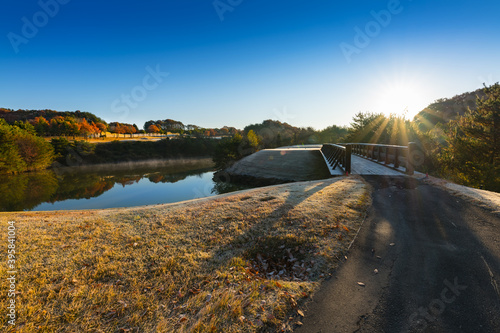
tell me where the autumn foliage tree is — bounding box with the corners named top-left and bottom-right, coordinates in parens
top-left (0, 110), bottom-right (108, 138)
top-left (15, 131), bottom-right (55, 171)
top-left (109, 122), bottom-right (138, 135)
top-left (95, 122), bottom-right (107, 134)
top-left (147, 124), bottom-right (161, 133)
top-left (78, 119), bottom-right (100, 138)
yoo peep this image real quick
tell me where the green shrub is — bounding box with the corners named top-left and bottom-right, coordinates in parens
top-left (0, 119), bottom-right (55, 173)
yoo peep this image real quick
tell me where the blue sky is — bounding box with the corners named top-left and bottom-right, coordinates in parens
top-left (1, 0), bottom-right (499, 130)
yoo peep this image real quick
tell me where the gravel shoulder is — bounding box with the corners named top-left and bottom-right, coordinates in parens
top-left (421, 175), bottom-right (500, 215)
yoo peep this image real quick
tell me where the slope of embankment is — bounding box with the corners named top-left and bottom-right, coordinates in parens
top-left (0, 177), bottom-right (370, 332)
top-left (221, 147), bottom-right (331, 185)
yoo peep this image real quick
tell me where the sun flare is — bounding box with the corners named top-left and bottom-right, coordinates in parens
top-left (372, 81), bottom-right (429, 119)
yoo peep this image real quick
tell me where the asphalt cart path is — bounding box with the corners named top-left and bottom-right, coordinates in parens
top-left (296, 176), bottom-right (500, 333)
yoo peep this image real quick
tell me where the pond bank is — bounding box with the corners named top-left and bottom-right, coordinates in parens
top-left (0, 158), bottom-right (225, 212)
top-left (0, 177), bottom-right (371, 332)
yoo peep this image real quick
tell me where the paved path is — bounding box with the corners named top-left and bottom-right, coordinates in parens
top-left (296, 175), bottom-right (500, 333)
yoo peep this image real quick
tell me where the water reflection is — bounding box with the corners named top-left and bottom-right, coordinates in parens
top-left (0, 160), bottom-right (246, 212)
top-left (0, 170), bottom-right (59, 211)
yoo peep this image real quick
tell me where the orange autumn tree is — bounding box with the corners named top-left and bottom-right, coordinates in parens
top-left (30, 116), bottom-right (50, 136)
top-left (147, 124), bottom-right (161, 133)
top-left (95, 122), bottom-right (107, 134)
top-left (78, 119), bottom-right (99, 139)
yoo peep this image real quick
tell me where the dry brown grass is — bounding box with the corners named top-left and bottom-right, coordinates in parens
top-left (0, 177), bottom-right (370, 332)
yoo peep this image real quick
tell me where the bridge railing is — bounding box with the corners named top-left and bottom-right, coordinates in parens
top-left (322, 142), bottom-right (420, 175)
top-left (350, 143), bottom-right (419, 175)
top-left (321, 144), bottom-right (351, 174)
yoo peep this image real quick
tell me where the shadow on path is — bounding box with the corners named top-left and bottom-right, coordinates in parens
top-left (296, 175), bottom-right (500, 333)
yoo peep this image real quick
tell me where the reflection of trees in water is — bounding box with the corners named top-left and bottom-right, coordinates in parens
top-left (211, 180), bottom-right (250, 195)
top-left (116, 176), bottom-right (142, 187)
top-left (49, 172), bottom-right (115, 201)
top-left (147, 169), bottom-right (209, 184)
top-left (0, 164), bottom-right (217, 211)
top-left (147, 173), bottom-right (188, 184)
top-left (0, 171), bottom-right (58, 211)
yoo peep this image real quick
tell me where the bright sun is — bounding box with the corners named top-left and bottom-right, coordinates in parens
top-left (372, 81), bottom-right (429, 119)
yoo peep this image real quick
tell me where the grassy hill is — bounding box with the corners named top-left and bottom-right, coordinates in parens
top-left (0, 177), bottom-right (370, 332)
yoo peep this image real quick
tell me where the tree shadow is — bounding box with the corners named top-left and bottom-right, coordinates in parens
top-left (209, 177), bottom-right (344, 269)
top-left (357, 175), bottom-right (500, 332)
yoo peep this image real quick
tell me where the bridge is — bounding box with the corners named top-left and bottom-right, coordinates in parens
top-left (223, 142), bottom-right (424, 183)
top-left (320, 142), bottom-right (423, 176)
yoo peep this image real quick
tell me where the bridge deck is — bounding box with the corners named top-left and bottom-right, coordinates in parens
top-left (349, 155), bottom-right (407, 175)
top-left (320, 149), bottom-right (407, 176)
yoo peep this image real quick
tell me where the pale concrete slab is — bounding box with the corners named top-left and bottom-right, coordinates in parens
top-left (226, 148), bottom-right (413, 183)
top-left (226, 148), bottom-right (331, 182)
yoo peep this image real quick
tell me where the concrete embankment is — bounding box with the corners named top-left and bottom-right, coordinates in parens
top-left (221, 147), bottom-right (331, 185)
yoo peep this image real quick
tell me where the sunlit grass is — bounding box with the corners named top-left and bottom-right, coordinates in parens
top-left (0, 177), bottom-right (370, 332)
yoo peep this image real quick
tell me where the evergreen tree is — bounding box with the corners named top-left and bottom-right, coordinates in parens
top-left (346, 112), bottom-right (386, 143)
top-left (442, 83), bottom-right (500, 191)
top-left (213, 133), bottom-right (244, 169)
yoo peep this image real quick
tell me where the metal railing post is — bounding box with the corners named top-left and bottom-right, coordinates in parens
top-left (406, 142), bottom-right (416, 175)
top-left (345, 144), bottom-right (352, 174)
top-left (394, 148), bottom-right (400, 168)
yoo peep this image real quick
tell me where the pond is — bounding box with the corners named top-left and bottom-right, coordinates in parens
top-left (0, 159), bottom-right (247, 212)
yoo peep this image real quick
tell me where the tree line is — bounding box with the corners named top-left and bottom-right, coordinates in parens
top-left (212, 120), bottom-right (348, 169)
top-left (0, 109), bottom-right (109, 137)
top-left (144, 118), bottom-right (239, 137)
top-left (0, 109), bottom-right (242, 138)
top-left (0, 117), bottom-right (222, 173)
top-left (1, 83), bottom-right (498, 192)
top-left (213, 83), bottom-right (499, 192)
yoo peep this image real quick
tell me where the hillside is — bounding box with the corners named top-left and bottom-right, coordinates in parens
top-left (413, 87), bottom-right (486, 131)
